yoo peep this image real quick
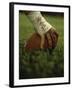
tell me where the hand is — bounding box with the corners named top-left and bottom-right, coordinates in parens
top-left (45, 28), bottom-right (58, 49)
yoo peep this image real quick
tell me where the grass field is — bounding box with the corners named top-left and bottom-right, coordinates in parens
top-left (19, 12), bottom-right (64, 79)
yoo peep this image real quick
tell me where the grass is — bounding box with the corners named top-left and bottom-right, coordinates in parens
top-left (19, 12), bottom-right (64, 79)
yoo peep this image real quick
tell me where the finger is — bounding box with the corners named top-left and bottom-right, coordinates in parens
top-left (49, 29), bottom-right (58, 49)
top-left (46, 32), bottom-right (52, 49)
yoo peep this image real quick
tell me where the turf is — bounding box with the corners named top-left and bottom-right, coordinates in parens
top-left (19, 12), bottom-right (64, 79)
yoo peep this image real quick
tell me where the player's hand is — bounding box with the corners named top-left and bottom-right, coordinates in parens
top-left (45, 28), bottom-right (58, 49)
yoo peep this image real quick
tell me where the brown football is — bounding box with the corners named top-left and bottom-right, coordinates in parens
top-left (25, 29), bottom-right (58, 52)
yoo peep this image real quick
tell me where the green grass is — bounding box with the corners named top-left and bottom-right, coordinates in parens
top-left (19, 13), bottom-right (35, 41)
top-left (19, 12), bottom-right (64, 79)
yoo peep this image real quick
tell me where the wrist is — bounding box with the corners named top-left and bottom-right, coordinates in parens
top-left (27, 11), bottom-right (52, 35)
